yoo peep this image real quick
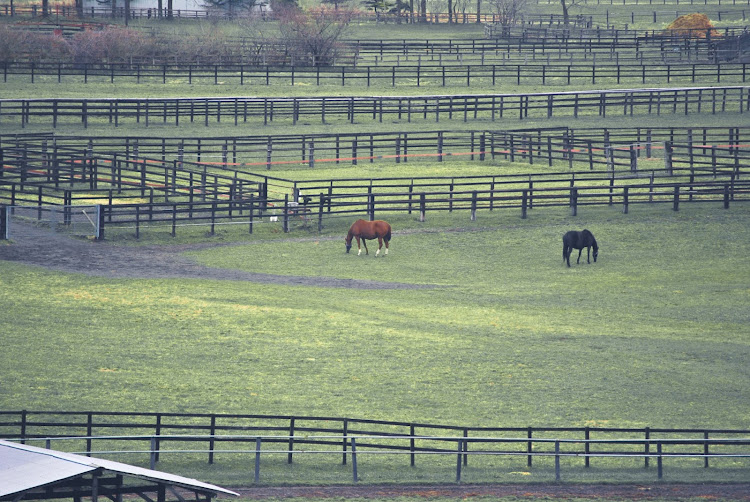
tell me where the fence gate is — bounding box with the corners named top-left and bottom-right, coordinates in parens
top-left (605, 142), bottom-right (668, 173)
top-left (1, 205), bottom-right (102, 241)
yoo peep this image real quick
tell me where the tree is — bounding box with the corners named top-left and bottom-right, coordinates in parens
top-left (559, 0), bottom-right (583, 25)
top-left (278, 7), bottom-right (354, 66)
top-left (486, 0), bottom-right (527, 25)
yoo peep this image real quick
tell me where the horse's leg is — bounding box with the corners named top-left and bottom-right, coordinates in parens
top-left (384, 238), bottom-right (389, 255)
top-left (375, 237), bottom-right (383, 257)
top-left (586, 246), bottom-right (591, 264)
top-left (362, 238), bottom-right (369, 255)
top-left (577, 248), bottom-right (583, 264)
top-left (356, 236), bottom-right (363, 256)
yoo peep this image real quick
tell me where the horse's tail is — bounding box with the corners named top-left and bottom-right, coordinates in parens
top-left (385, 227), bottom-right (392, 243)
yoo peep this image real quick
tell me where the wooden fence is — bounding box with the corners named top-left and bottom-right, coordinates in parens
top-left (3, 126), bottom-right (747, 171)
top-left (3, 87), bottom-right (749, 129)
top-left (3, 173), bottom-right (747, 238)
top-left (3, 126), bottom-right (747, 177)
top-left (1, 410), bottom-right (749, 480)
top-left (2, 126), bottom-right (748, 238)
top-left (4, 62), bottom-right (750, 87)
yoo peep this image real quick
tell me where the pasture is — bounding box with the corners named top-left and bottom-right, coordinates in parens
top-left (2, 203), bottom-right (750, 485)
top-left (2, 204), bottom-right (748, 425)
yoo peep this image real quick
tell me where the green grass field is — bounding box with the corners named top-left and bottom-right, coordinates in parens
top-left (2, 203), bottom-right (749, 486)
top-left (2, 204), bottom-right (748, 427)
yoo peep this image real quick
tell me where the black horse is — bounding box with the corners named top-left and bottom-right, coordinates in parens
top-left (562, 229), bottom-right (599, 267)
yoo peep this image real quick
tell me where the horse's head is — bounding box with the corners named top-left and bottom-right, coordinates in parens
top-left (344, 235), bottom-right (352, 253)
top-left (592, 242), bottom-right (599, 262)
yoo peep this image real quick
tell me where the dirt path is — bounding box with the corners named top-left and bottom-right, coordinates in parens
top-left (233, 483), bottom-right (750, 500)
top-left (0, 223), bottom-right (431, 289)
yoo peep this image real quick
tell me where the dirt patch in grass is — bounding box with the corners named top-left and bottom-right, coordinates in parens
top-left (0, 222), bottom-right (432, 290)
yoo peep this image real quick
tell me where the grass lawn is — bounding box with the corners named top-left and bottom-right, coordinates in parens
top-left (2, 204), bottom-right (748, 428)
top-left (2, 203), bottom-right (748, 485)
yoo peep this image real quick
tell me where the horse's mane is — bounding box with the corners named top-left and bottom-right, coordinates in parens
top-left (582, 229), bottom-right (598, 249)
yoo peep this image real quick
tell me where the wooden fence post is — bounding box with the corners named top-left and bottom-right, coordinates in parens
top-left (570, 188), bottom-right (578, 216)
top-left (369, 192), bottom-right (375, 221)
top-left (254, 437), bottom-right (262, 483)
top-left (664, 141), bottom-right (673, 175)
top-left (470, 191), bottom-right (477, 220)
top-left (150, 437), bottom-right (157, 470)
top-left (657, 442), bottom-right (663, 479)
top-left (724, 184), bottom-right (730, 209)
top-left (456, 439), bottom-right (464, 483)
top-left (207, 415), bottom-right (216, 464)
top-left (351, 438), bottom-right (358, 482)
top-left (419, 193), bottom-right (426, 222)
top-left (704, 431), bottom-right (710, 469)
top-left (96, 204), bottom-right (104, 241)
top-left (623, 187), bottom-right (629, 214)
top-left (283, 194), bottom-right (289, 233)
top-left (318, 193), bottom-right (324, 232)
top-left (673, 186), bottom-right (680, 211)
top-left (527, 427), bottom-right (533, 467)
top-left (249, 194), bottom-right (254, 234)
top-left (0, 205), bottom-right (7, 240)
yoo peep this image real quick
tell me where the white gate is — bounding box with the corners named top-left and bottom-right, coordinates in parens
top-left (1, 205), bottom-right (101, 240)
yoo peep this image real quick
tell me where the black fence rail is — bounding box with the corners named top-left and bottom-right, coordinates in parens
top-left (2, 126), bottom-right (748, 238)
top-left (4, 126), bottom-right (747, 174)
top-left (2, 87), bottom-right (749, 129)
top-left (4, 62), bottom-right (750, 87)
top-left (2, 172), bottom-right (747, 238)
top-left (1, 411), bottom-right (749, 480)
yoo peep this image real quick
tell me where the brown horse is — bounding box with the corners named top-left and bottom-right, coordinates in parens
top-left (345, 219), bottom-right (392, 257)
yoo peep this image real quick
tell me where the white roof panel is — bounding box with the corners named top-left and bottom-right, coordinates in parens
top-left (0, 444), bottom-right (94, 496)
top-left (0, 440), bottom-right (239, 498)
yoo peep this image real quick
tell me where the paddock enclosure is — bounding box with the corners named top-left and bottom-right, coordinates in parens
top-left (2, 2), bottom-right (750, 488)
top-left (1, 126), bottom-right (748, 238)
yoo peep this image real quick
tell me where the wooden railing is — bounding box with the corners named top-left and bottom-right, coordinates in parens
top-left (3, 411), bottom-right (750, 483)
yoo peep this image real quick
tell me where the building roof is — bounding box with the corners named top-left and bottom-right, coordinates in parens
top-left (0, 440), bottom-right (239, 499)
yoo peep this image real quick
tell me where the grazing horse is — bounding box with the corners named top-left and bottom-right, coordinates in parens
top-left (562, 229), bottom-right (599, 267)
top-left (345, 219), bottom-right (392, 257)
